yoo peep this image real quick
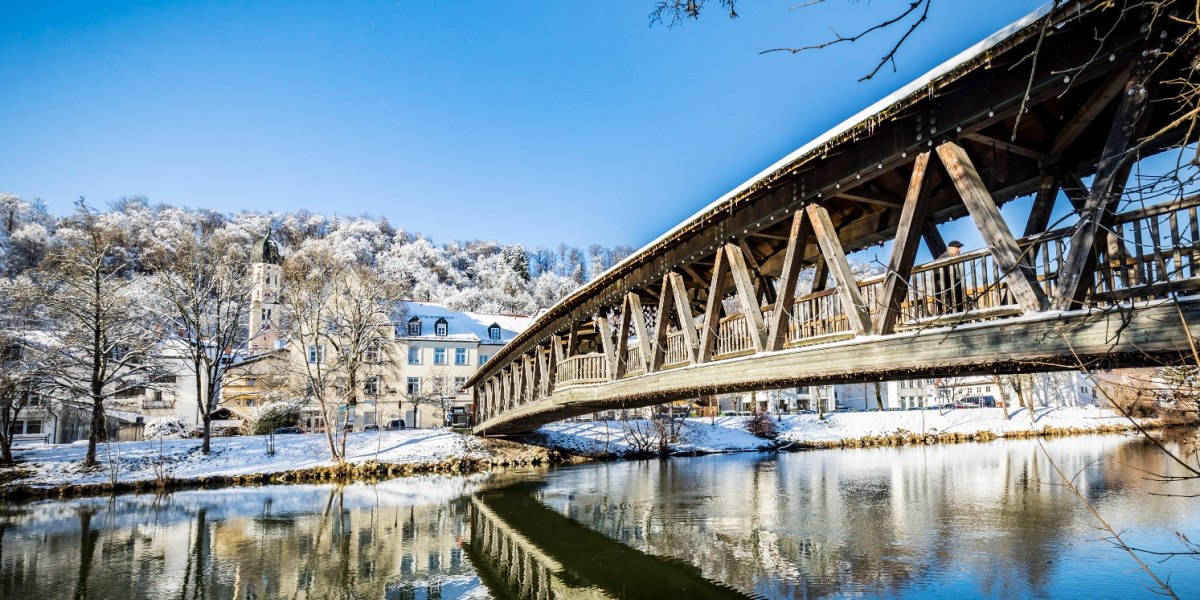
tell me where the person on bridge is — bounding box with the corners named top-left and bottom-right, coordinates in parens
top-left (934, 240), bottom-right (966, 315)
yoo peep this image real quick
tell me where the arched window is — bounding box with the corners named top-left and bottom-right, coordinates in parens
top-left (435, 317), bottom-right (448, 337)
top-left (488, 323), bottom-right (501, 341)
top-left (407, 317), bottom-right (421, 336)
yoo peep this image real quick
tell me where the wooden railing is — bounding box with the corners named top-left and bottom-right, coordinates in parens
top-left (527, 197), bottom-right (1200, 398)
top-left (624, 345), bottom-right (645, 376)
top-left (556, 354), bottom-right (608, 386)
top-left (664, 331), bottom-right (689, 367)
top-left (788, 288), bottom-right (852, 344)
top-left (715, 314), bottom-right (755, 358)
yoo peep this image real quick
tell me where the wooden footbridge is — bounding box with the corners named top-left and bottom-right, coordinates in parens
top-left (469, 0), bottom-right (1200, 436)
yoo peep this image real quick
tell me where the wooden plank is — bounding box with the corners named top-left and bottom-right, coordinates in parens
top-left (1023, 173), bottom-right (1061, 237)
top-left (724, 243), bottom-right (768, 352)
top-left (650, 274), bottom-right (672, 372)
top-left (1053, 60), bottom-right (1151, 310)
top-left (805, 204), bottom-right (874, 336)
top-left (767, 209), bottom-right (808, 351)
top-left (627, 293), bottom-right (653, 373)
top-left (669, 271), bottom-right (700, 363)
top-left (595, 316), bottom-right (617, 381)
top-left (697, 247), bottom-right (730, 363)
top-left (935, 141), bottom-right (1049, 313)
top-left (875, 151), bottom-right (932, 335)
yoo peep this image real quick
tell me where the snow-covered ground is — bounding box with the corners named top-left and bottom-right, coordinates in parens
top-left (7, 429), bottom-right (490, 490)
top-left (531, 405), bottom-right (1147, 456)
top-left (4, 406), bottom-right (1149, 492)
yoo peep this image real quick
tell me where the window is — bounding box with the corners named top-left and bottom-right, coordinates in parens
top-left (453, 377), bottom-right (466, 390)
top-left (406, 377), bottom-right (421, 395)
top-left (408, 347), bottom-right (421, 365)
top-left (246, 378), bottom-right (257, 387)
top-left (455, 347), bottom-right (468, 365)
top-left (478, 354), bottom-right (490, 366)
top-left (434, 348), bottom-right (447, 365)
top-left (307, 345), bottom-right (324, 364)
top-left (324, 318), bottom-right (338, 333)
top-left (364, 376), bottom-right (381, 396)
top-left (435, 317), bottom-right (448, 337)
top-left (488, 323), bottom-right (501, 340)
top-left (246, 399), bottom-right (256, 407)
top-left (365, 342), bottom-right (381, 364)
top-left (10, 419), bottom-right (42, 435)
top-left (407, 317), bottom-right (422, 336)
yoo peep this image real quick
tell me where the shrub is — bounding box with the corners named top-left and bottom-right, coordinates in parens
top-left (251, 401), bottom-right (303, 435)
top-left (144, 416), bottom-right (194, 439)
top-left (745, 413), bottom-right (778, 439)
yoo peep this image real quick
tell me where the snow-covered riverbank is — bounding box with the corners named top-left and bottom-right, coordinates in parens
top-left (1, 405), bottom-right (1160, 496)
top-left (531, 405), bottom-right (1157, 456)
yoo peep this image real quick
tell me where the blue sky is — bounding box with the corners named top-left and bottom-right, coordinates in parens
top-left (0, 1), bottom-right (1050, 249)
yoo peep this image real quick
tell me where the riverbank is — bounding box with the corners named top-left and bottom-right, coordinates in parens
top-left (0, 405), bottom-right (1170, 499)
top-left (0, 429), bottom-right (570, 499)
top-left (528, 405), bottom-right (1167, 456)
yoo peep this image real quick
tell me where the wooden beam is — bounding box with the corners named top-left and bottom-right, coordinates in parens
top-left (963, 131), bottom-right (1048, 161)
top-left (545, 344), bottom-right (557, 396)
top-left (811, 260), bottom-right (829, 293)
top-left (836, 190), bottom-right (903, 207)
top-left (805, 204), bottom-right (873, 336)
top-left (595, 316), bottom-right (618, 381)
top-left (936, 141), bottom-right (1049, 312)
top-left (566, 322), bottom-right (579, 358)
top-left (650, 274), bottom-right (672, 372)
top-left (875, 151), bottom-right (932, 335)
top-left (921, 221), bottom-right (948, 258)
top-left (614, 296), bottom-right (632, 378)
top-left (697, 247), bottom-right (730, 363)
top-left (1060, 171), bottom-right (1089, 211)
top-left (551, 334), bottom-right (565, 365)
top-left (1049, 65), bottom-right (1132, 158)
top-left (724, 243), bottom-right (768, 352)
top-left (1023, 173), bottom-right (1062, 237)
top-left (1054, 59), bottom-right (1151, 310)
top-left (669, 272), bottom-right (699, 363)
top-left (626, 293), bottom-right (653, 374)
top-left (536, 344), bottom-right (549, 396)
top-left (767, 209), bottom-right (807, 351)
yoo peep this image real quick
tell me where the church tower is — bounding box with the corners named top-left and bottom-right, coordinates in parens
top-left (248, 230), bottom-right (283, 352)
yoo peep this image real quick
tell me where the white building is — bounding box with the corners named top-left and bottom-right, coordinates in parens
top-left (394, 302), bottom-right (531, 428)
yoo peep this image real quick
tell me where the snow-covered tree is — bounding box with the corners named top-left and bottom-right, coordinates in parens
top-left (26, 201), bottom-right (166, 467)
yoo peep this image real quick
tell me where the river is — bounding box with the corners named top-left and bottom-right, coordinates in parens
top-left (2, 435), bottom-right (1198, 599)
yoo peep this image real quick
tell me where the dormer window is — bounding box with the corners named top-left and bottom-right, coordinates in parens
top-left (488, 323), bottom-right (501, 341)
top-left (435, 317), bottom-right (448, 337)
top-left (407, 317), bottom-right (421, 336)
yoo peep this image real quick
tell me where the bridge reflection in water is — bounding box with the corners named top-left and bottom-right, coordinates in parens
top-left (463, 482), bottom-right (749, 600)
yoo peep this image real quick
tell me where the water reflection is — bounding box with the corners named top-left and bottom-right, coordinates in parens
top-left (1, 436), bottom-right (1198, 599)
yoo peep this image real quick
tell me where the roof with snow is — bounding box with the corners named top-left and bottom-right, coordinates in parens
top-left (396, 301), bottom-right (532, 344)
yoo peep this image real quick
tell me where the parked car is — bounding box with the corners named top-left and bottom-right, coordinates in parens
top-left (385, 419), bottom-right (406, 431)
top-left (273, 426), bottom-right (303, 435)
top-left (363, 424), bottom-right (379, 432)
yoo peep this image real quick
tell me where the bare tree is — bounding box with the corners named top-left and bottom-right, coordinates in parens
top-left (276, 245), bottom-right (401, 460)
top-left (25, 201), bottom-right (164, 467)
top-left (148, 223), bottom-right (254, 454)
top-left (0, 285), bottom-right (45, 464)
